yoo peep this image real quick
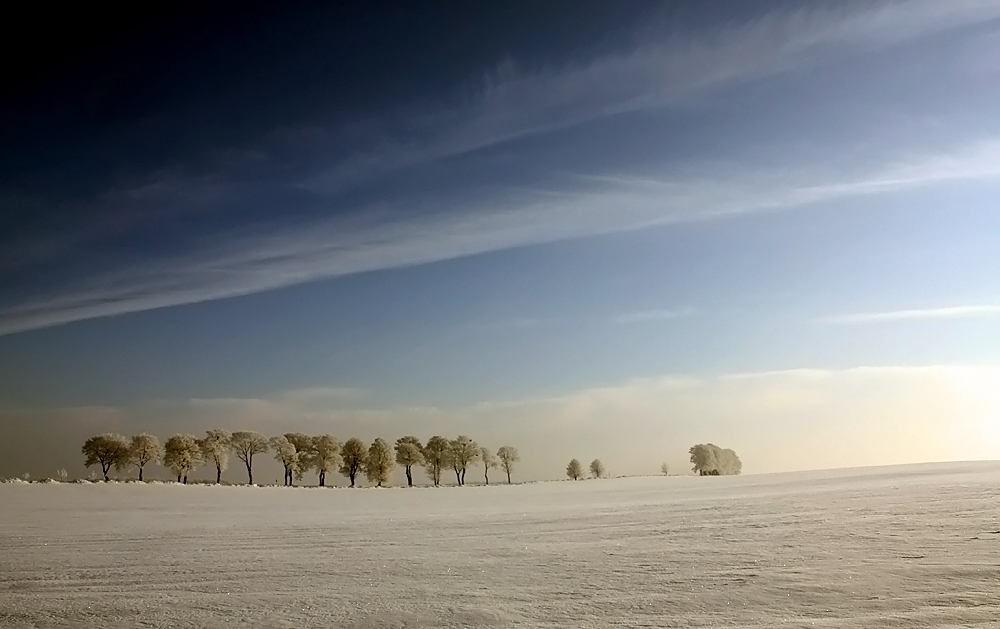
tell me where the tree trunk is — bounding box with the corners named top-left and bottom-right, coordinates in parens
top-left (461, 468), bottom-right (466, 485)
top-left (506, 470), bottom-right (511, 484)
top-left (246, 459), bottom-right (253, 485)
top-left (216, 465), bottom-right (222, 484)
top-left (484, 466), bottom-right (489, 485)
top-left (102, 461), bottom-right (111, 482)
top-left (138, 467), bottom-right (143, 482)
top-left (454, 466), bottom-right (461, 485)
top-left (349, 472), bottom-right (356, 487)
top-left (183, 474), bottom-right (188, 484)
top-left (177, 474), bottom-right (182, 483)
top-left (319, 471), bottom-right (325, 486)
top-left (405, 466), bottom-right (413, 487)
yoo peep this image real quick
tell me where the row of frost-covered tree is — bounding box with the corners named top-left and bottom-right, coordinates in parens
top-left (82, 431), bottom-right (520, 487)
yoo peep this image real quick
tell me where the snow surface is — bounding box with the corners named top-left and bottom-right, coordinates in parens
top-left (1, 462), bottom-right (999, 628)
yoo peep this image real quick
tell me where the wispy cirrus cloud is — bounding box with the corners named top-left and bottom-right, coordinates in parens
top-left (4, 138), bottom-right (1000, 336)
top-left (4, 1), bottom-right (1000, 336)
top-left (817, 304), bottom-right (1000, 325)
top-left (614, 308), bottom-right (696, 324)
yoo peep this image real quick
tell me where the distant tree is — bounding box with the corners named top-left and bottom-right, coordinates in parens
top-left (55, 468), bottom-right (69, 482)
top-left (270, 436), bottom-right (300, 486)
top-left (229, 431), bottom-right (269, 485)
top-left (423, 436), bottom-right (452, 487)
top-left (566, 458), bottom-right (583, 480)
top-left (589, 458), bottom-right (605, 479)
top-left (689, 443), bottom-right (742, 476)
top-left (480, 446), bottom-right (498, 485)
top-left (163, 434), bottom-right (202, 483)
top-left (284, 433), bottom-right (314, 483)
top-left (660, 462), bottom-right (670, 476)
top-left (365, 438), bottom-right (395, 487)
top-left (82, 433), bottom-right (130, 482)
top-left (198, 430), bottom-right (231, 484)
top-left (496, 446), bottom-right (520, 484)
top-left (449, 435), bottom-right (479, 485)
top-left (394, 436), bottom-right (424, 487)
top-left (127, 433), bottom-right (162, 482)
top-left (339, 438), bottom-right (367, 487)
top-left (311, 434), bottom-right (340, 486)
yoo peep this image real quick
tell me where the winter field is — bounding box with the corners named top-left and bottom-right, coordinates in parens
top-left (1, 462), bottom-right (998, 628)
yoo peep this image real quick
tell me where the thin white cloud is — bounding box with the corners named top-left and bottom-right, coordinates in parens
top-left (817, 304), bottom-right (1000, 325)
top-left (4, 138), bottom-right (1000, 336)
top-left (614, 308), bottom-right (695, 324)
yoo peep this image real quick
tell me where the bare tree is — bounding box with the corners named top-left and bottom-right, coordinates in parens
top-left (660, 462), bottom-right (670, 476)
top-left (127, 433), bottom-right (162, 482)
top-left (689, 443), bottom-right (742, 476)
top-left (312, 434), bottom-right (340, 487)
top-left (229, 431), bottom-right (269, 485)
top-left (339, 438), bottom-right (367, 487)
top-left (365, 438), bottom-right (395, 487)
top-left (566, 458), bottom-right (583, 480)
top-left (589, 458), bottom-right (605, 479)
top-left (449, 435), bottom-right (479, 486)
top-left (423, 436), bottom-right (451, 487)
top-left (394, 436), bottom-right (424, 487)
top-left (270, 436), bottom-right (300, 486)
top-left (82, 433), bottom-right (130, 482)
top-left (480, 446), bottom-right (498, 485)
top-left (163, 434), bottom-right (202, 483)
top-left (496, 446), bottom-right (520, 484)
top-left (198, 430), bottom-right (231, 484)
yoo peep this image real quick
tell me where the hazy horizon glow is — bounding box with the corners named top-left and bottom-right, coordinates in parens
top-left (1, 1), bottom-right (997, 479)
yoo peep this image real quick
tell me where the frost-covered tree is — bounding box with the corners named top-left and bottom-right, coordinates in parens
top-left (311, 434), bottom-right (340, 487)
top-left (270, 436), bottom-right (300, 486)
top-left (339, 438), bottom-right (367, 487)
top-left (566, 458), bottom-right (583, 480)
top-left (660, 462), bottom-right (670, 476)
top-left (127, 433), bottom-right (162, 481)
top-left (82, 433), bottom-right (130, 482)
top-left (285, 432), bottom-right (314, 482)
top-left (422, 435), bottom-right (451, 487)
top-left (394, 436), bottom-right (424, 487)
top-left (689, 443), bottom-right (742, 476)
top-left (480, 446), bottom-right (498, 485)
top-left (589, 458), bottom-right (605, 479)
top-left (449, 435), bottom-right (479, 485)
top-left (229, 431), bottom-right (269, 485)
top-left (365, 438), bottom-right (394, 487)
top-left (496, 446), bottom-right (520, 484)
top-left (198, 430), bottom-right (231, 484)
top-left (163, 434), bottom-right (202, 483)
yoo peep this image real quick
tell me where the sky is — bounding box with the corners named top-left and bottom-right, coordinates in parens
top-left (1, 0), bottom-right (999, 482)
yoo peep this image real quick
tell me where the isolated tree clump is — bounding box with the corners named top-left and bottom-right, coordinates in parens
top-left (82, 433), bottom-right (130, 482)
top-left (480, 446), bottom-right (498, 485)
top-left (312, 434), bottom-right (341, 487)
top-left (394, 436), bottom-right (424, 487)
top-left (589, 458), bottom-right (605, 479)
top-left (450, 436), bottom-right (479, 485)
top-left (689, 443), bottom-right (742, 476)
top-left (496, 446), bottom-right (519, 484)
top-left (127, 433), bottom-right (162, 482)
top-left (566, 458), bottom-right (583, 480)
top-left (423, 436), bottom-right (452, 487)
top-left (198, 430), bottom-right (231, 484)
top-left (163, 434), bottom-right (202, 483)
top-left (339, 438), bottom-right (367, 487)
top-left (365, 438), bottom-right (395, 487)
top-left (229, 431), bottom-right (269, 485)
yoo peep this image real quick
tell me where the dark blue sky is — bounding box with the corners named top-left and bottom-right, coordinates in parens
top-left (2, 1), bottom-right (999, 481)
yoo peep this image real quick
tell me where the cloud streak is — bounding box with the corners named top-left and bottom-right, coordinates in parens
top-left (817, 304), bottom-right (1000, 325)
top-left (4, 138), bottom-right (1000, 336)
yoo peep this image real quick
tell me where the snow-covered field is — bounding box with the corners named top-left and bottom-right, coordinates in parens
top-left (1, 462), bottom-right (998, 628)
